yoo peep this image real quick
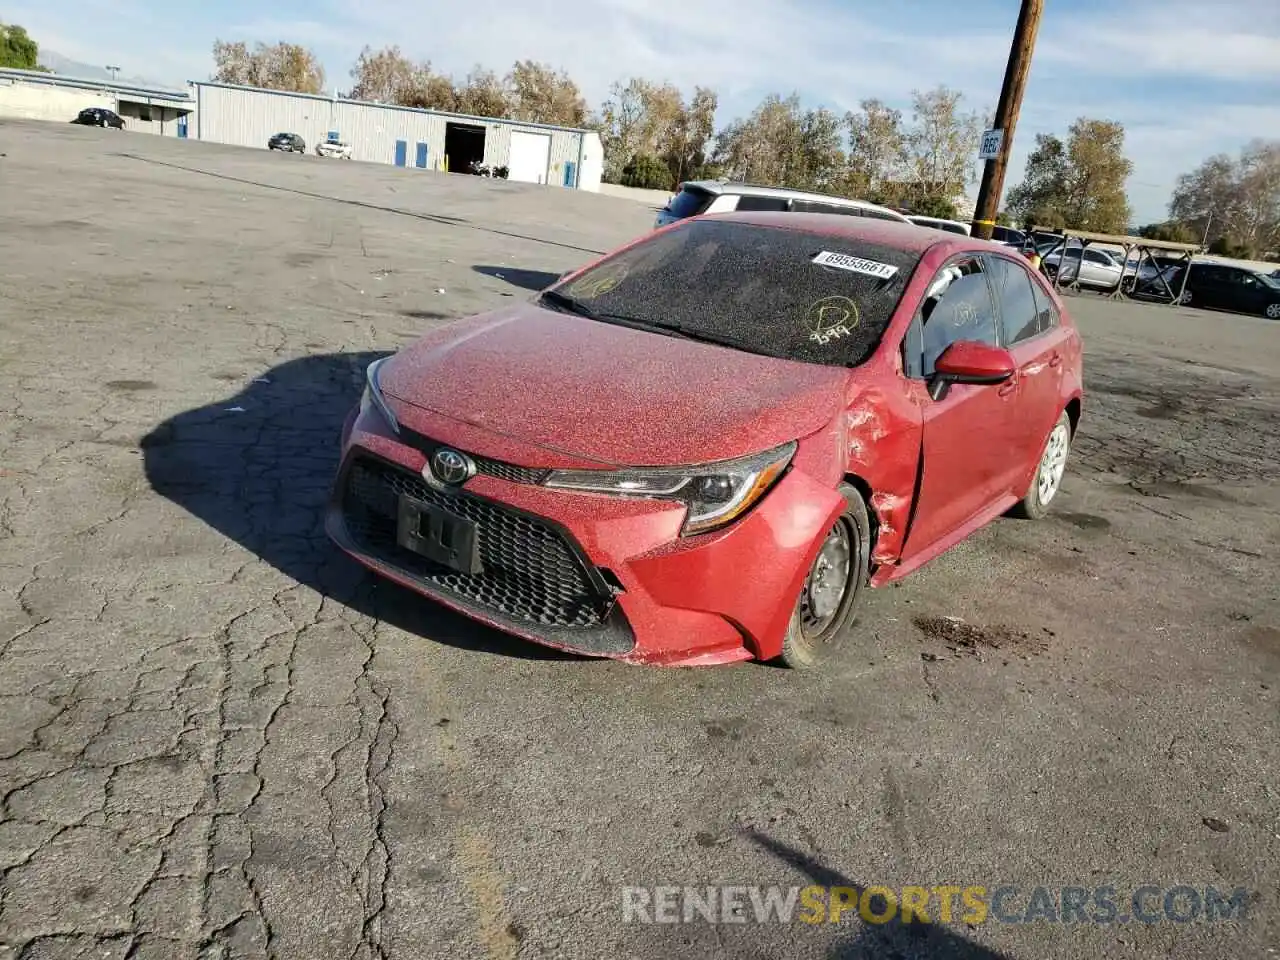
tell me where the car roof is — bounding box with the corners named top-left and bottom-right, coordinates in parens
top-left (699, 210), bottom-right (1006, 256)
top-left (680, 180), bottom-right (909, 219)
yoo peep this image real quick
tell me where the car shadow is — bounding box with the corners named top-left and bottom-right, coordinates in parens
top-left (139, 350), bottom-right (584, 662)
top-left (745, 830), bottom-right (1014, 959)
top-left (472, 264), bottom-right (561, 292)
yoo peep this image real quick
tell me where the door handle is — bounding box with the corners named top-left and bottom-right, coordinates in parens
top-left (998, 380), bottom-right (1017, 397)
top-left (1048, 354), bottom-right (1063, 368)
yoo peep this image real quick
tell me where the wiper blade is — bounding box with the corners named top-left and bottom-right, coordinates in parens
top-left (540, 289), bottom-right (600, 319)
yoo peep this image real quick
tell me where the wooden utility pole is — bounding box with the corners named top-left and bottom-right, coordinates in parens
top-left (970, 0), bottom-right (1044, 240)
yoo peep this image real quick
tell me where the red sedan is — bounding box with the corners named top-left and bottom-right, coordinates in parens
top-left (326, 212), bottom-right (1083, 669)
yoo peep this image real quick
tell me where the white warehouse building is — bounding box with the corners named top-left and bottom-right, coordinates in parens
top-left (190, 82), bottom-right (604, 190)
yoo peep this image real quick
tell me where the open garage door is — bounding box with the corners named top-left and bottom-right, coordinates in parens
top-left (508, 131), bottom-right (551, 184)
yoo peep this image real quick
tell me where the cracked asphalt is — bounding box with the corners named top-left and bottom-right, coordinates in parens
top-left (0, 119), bottom-right (1276, 960)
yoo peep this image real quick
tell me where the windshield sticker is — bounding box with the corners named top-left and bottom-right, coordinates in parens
top-left (811, 250), bottom-right (899, 280)
top-left (569, 265), bottom-right (631, 299)
top-left (805, 295), bottom-right (860, 346)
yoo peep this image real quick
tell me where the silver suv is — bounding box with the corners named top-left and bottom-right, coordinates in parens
top-left (655, 181), bottom-right (912, 228)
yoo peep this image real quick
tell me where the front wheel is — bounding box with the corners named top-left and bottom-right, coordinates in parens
top-left (778, 484), bottom-right (871, 670)
top-left (1012, 411), bottom-right (1072, 519)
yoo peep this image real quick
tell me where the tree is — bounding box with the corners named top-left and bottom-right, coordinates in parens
top-left (0, 22), bottom-right (42, 70)
top-left (1060, 118), bottom-right (1132, 233)
top-left (1138, 221), bottom-right (1197, 244)
top-left (713, 94), bottom-right (846, 193)
top-left (505, 61), bottom-right (586, 127)
top-left (454, 67), bottom-right (510, 118)
top-left (212, 40), bottom-right (325, 94)
top-left (845, 99), bottom-right (906, 196)
top-left (900, 86), bottom-right (983, 208)
top-left (349, 45), bottom-right (455, 108)
top-left (661, 87), bottom-right (718, 188)
top-left (1006, 133), bottom-right (1069, 227)
top-left (1007, 120), bottom-right (1132, 233)
top-left (595, 79), bottom-right (717, 189)
top-left (910, 195), bottom-right (960, 220)
top-left (620, 155), bottom-right (671, 190)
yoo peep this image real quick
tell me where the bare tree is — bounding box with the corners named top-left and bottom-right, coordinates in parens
top-left (505, 61), bottom-right (586, 127)
top-left (348, 45), bottom-right (454, 107)
top-left (213, 40), bottom-right (325, 94)
top-left (713, 94), bottom-right (846, 193)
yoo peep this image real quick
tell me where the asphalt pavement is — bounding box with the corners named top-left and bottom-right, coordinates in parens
top-left (0, 119), bottom-right (1276, 960)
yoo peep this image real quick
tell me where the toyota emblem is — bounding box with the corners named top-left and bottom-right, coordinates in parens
top-left (430, 448), bottom-right (474, 486)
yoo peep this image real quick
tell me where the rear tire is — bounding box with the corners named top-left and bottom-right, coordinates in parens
top-left (1011, 411), bottom-right (1072, 519)
top-left (778, 484), bottom-right (871, 671)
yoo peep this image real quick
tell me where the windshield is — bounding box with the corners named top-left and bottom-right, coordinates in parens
top-left (545, 219), bottom-right (921, 368)
top-left (1256, 271), bottom-right (1280, 289)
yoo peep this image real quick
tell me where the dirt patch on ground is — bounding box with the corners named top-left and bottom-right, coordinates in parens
top-left (912, 615), bottom-right (1051, 659)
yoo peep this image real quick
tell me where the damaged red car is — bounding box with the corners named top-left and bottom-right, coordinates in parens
top-left (326, 213), bottom-right (1083, 668)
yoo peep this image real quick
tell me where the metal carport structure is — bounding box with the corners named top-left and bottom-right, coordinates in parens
top-left (1033, 227), bottom-right (1202, 305)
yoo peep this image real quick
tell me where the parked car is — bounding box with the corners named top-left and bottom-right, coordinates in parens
top-left (990, 225), bottom-right (1027, 248)
top-left (1169, 262), bottom-right (1280, 317)
top-left (316, 138), bottom-right (353, 160)
top-left (71, 108), bottom-right (124, 129)
top-left (1042, 243), bottom-right (1125, 290)
top-left (268, 132), bottom-right (305, 153)
top-left (655, 181), bottom-right (911, 228)
top-left (327, 213), bottom-right (1083, 670)
top-left (906, 215), bottom-right (971, 235)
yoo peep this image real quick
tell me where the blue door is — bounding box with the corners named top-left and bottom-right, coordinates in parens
top-left (177, 115), bottom-right (188, 139)
top-left (328, 129), bottom-right (340, 142)
top-left (415, 142), bottom-right (428, 168)
top-left (563, 161), bottom-right (576, 187)
top-left (394, 140), bottom-right (407, 167)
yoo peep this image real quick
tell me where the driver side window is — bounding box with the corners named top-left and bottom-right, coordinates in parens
top-left (910, 257), bottom-right (999, 377)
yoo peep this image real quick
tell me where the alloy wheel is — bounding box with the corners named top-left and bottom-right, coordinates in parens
top-left (1266, 303), bottom-right (1280, 319)
top-left (1037, 422), bottom-right (1071, 506)
top-left (798, 518), bottom-right (853, 641)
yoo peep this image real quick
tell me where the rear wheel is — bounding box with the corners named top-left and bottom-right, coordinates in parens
top-left (778, 484), bottom-right (871, 670)
top-left (1012, 411), bottom-right (1072, 519)
top-left (1264, 303), bottom-right (1280, 319)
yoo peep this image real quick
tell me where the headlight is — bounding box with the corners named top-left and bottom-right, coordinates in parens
top-left (359, 356), bottom-right (400, 434)
top-left (544, 441), bottom-right (796, 536)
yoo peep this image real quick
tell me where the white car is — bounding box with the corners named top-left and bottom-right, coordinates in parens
top-left (654, 181), bottom-right (911, 228)
top-left (316, 139), bottom-right (352, 160)
top-left (1042, 244), bottom-right (1124, 290)
top-left (906, 214), bottom-right (971, 236)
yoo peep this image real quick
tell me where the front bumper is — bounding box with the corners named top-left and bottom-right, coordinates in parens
top-left (326, 405), bottom-right (844, 665)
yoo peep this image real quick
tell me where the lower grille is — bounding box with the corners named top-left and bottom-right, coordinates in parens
top-left (338, 457), bottom-right (633, 652)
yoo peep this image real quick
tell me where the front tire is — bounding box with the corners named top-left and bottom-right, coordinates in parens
top-left (778, 484), bottom-right (871, 670)
top-left (1012, 411), bottom-right (1072, 519)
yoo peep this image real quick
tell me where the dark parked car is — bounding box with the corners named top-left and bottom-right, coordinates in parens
top-left (71, 108), bottom-right (124, 129)
top-left (1172, 262), bottom-right (1280, 318)
top-left (268, 132), bottom-right (305, 153)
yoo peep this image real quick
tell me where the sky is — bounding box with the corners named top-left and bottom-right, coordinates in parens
top-left (11, 0), bottom-right (1280, 223)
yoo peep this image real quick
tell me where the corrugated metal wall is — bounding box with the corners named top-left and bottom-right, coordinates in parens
top-left (191, 83), bottom-right (590, 186)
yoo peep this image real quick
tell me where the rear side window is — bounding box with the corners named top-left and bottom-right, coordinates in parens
top-left (986, 255), bottom-right (1040, 345)
top-left (734, 195), bottom-right (791, 212)
top-left (790, 200), bottom-right (840, 214)
top-left (665, 187), bottom-right (715, 219)
top-left (992, 226), bottom-right (1026, 245)
top-left (1030, 276), bottom-right (1059, 333)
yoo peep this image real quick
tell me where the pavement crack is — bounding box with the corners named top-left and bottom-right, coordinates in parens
top-left (919, 657), bottom-right (942, 704)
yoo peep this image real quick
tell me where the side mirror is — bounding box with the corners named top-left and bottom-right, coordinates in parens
top-left (928, 341), bottom-right (1015, 401)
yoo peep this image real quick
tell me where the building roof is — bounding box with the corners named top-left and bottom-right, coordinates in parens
top-left (189, 80), bottom-right (595, 135)
top-left (0, 67), bottom-right (193, 105)
top-left (1033, 226), bottom-right (1201, 254)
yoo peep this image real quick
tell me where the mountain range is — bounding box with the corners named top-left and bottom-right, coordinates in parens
top-left (36, 49), bottom-right (173, 88)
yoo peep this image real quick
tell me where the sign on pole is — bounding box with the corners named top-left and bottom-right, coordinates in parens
top-left (979, 128), bottom-right (1004, 161)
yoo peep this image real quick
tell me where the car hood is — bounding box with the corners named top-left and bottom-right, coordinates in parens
top-left (378, 303), bottom-right (850, 467)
